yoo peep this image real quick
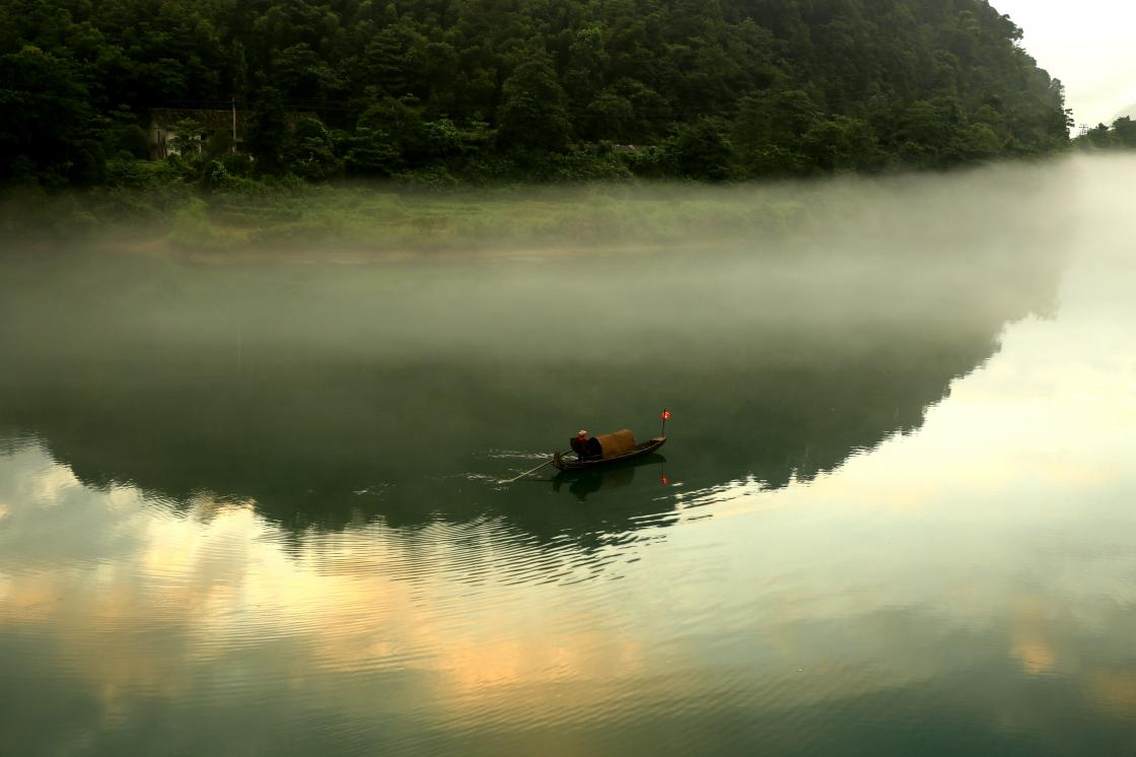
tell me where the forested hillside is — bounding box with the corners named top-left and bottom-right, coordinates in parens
top-left (1, 0), bottom-right (1072, 186)
top-left (1075, 117), bottom-right (1136, 151)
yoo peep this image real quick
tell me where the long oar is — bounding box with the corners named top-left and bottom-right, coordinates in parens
top-left (505, 451), bottom-right (569, 483)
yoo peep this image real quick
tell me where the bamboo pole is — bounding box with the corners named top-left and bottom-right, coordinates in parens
top-left (505, 451), bottom-right (570, 483)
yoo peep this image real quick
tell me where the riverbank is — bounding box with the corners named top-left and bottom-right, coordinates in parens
top-left (0, 172), bottom-right (811, 256)
top-left (0, 156), bottom-right (1079, 264)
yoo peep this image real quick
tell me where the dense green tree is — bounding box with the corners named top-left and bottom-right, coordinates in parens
top-left (343, 99), bottom-right (412, 176)
top-left (0, 44), bottom-right (99, 184)
top-left (672, 118), bottom-right (734, 180)
top-left (1073, 116), bottom-right (1136, 151)
top-left (497, 57), bottom-right (571, 152)
top-left (1082, 124), bottom-right (1114, 149)
top-left (284, 116), bottom-right (342, 180)
top-left (246, 87), bottom-right (289, 174)
top-left (1113, 117), bottom-right (1136, 148)
top-left (0, 0), bottom-right (1075, 185)
top-left (582, 91), bottom-right (635, 142)
top-left (801, 116), bottom-right (880, 173)
top-left (1077, 116), bottom-right (1136, 151)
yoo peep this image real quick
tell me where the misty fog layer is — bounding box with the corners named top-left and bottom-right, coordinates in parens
top-left (0, 159), bottom-right (1083, 532)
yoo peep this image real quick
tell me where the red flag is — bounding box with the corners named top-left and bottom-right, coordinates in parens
top-left (661, 409), bottom-right (672, 421)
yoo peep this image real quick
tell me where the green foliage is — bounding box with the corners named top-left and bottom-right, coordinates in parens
top-left (2, 181), bottom-right (814, 251)
top-left (671, 120), bottom-right (735, 181)
top-left (284, 117), bottom-right (342, 181)
top-left (801, 117), bottom-right (882, 173)
top-left (0, 44), bottom-right (101, 185)
top-left (105, 158), bottom-right (184, 189)
top-left (0, 0), bottom-right (1073, 187)
top-left (169, 118), bottom-right (206, 160)
top-left (1113, 118), bottom-right (1136, 148)
top-left (498, 58), bottom-right (572, 152)
top-left (1075, 117), bottom-right (1136, 151)
top-left (170, 197), bottom-right (248, 249)
top-left (246, 88), bottom-right (289, 175)
top-left (105, 123), bottom-right (151, 160)
top-left (346, 98), bottom-right (424, 175)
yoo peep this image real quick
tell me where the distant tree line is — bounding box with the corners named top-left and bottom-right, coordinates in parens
top-left (1074, 117), bottom-right (1136, 151)
top-left (1, 0), bottom-right (1072, 187)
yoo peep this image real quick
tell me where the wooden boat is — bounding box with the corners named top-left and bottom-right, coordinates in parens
top-left (552, 436), bottom-right (667, 472)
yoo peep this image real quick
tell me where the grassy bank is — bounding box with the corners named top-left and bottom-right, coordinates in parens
top-left (0, 163), bottom-right (810, 255)
top-left (0, 156), bottom-right (1075, 262)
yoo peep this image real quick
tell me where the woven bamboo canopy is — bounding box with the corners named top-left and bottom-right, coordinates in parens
top-left (595, 429), bottom-right (636, 459)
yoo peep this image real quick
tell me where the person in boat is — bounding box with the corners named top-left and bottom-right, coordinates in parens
top-left (570, 430), bottom-right (603, 461)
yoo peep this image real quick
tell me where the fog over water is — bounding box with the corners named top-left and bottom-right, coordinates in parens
top-left (1, 155), bottom-right (1134, 755)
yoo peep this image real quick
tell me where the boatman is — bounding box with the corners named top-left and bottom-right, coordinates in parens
top-left (571, 430), bottom-right (602, 461)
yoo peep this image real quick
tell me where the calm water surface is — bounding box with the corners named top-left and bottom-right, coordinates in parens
top-left (2, 159), bottom-right (1135, 755)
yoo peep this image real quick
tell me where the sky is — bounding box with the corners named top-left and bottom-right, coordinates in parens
top-left (995, 0), bottom-right (1136, 127)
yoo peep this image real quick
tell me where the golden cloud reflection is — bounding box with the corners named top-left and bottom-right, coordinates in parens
top-left (0, 471), bottom-right (663, 730)
top-left (1089, 671), bottom-right (1136, 716)
top-left (1, 449), bottom-right (1128, 748)
top-left (1010, 599), bottom-right (1058, 676)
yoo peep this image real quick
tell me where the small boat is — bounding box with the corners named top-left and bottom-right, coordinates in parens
top-left (553, 429), bottom-right (667, 472)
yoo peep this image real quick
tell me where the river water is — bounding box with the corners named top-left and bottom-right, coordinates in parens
top-left (1, 158), bottom-right (1134, 755)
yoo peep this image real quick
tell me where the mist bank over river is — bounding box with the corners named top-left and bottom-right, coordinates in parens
top-left (1, 157), bottom-right (1100, 538)
top-left (0, 156), bottom-right (1077, 257)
